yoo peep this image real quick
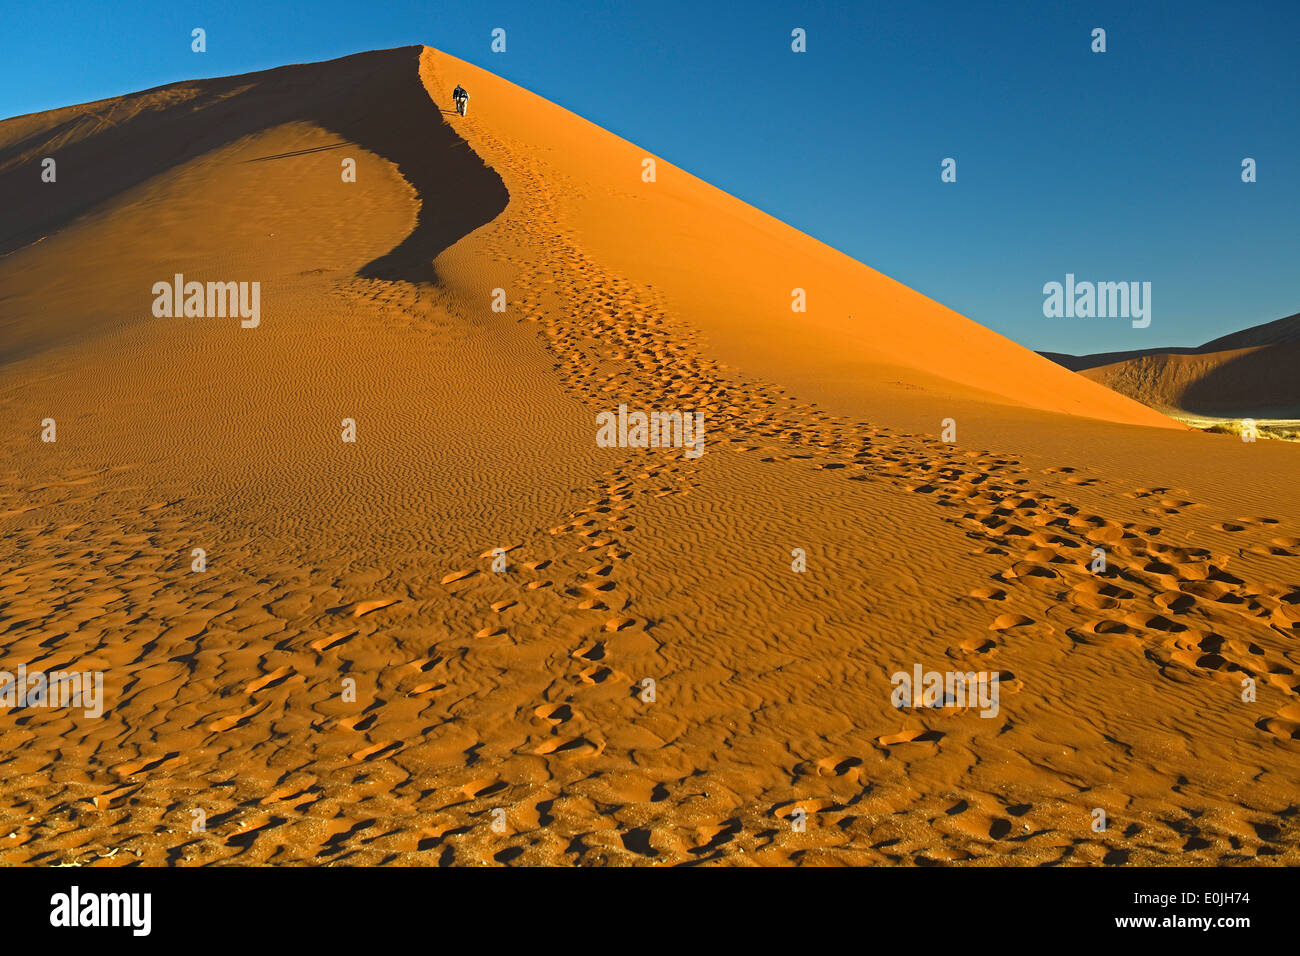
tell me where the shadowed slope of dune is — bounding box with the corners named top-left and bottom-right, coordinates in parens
top-left (1082, 343), bottom-right (1300, 418)
top-left (0, 46), bottom-right (505, 361)
top-left (1041, 312), bottom-right (1300, 417)
top-left (1, 46), bottom-right (1297, 868)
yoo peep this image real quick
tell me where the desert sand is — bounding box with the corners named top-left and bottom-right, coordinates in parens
top-left (0, 46), bottom-right (1297, 866)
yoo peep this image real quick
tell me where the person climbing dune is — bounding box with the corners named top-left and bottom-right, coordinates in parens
top-left (453, 84), bottom-right (470, 117)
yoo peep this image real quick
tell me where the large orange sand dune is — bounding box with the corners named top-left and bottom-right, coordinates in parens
top-left (0, 47), bottom-right (1297, 866)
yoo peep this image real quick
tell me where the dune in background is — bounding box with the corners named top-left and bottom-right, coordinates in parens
top-left (1, 46), bottom-right (1298, 866)
top-left (1043, 312), bottom-right (1300, 419)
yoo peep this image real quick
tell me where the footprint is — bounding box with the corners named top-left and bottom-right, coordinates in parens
top-left (877, 725), bottom-right (944, 747)
top-left (572, 641), bottom-right (605, 662)
top-left (533, 702), bottom-right (575, 725)
top-left (1153, 591), bottom-right (1196, 613)
top-left (351, 598), bottom-right (398, 617)
top-left (309, 631), bottom-right (353, 652)
top-left (1256, 704), bottom-right (1300, 741)
top-left (812, 755), bottom-right (863, 777)
top-left (534, 736), bottom-right (603, 757)
top-left (246, 665), bottom-right (295, 693)
top-left (989, 613), bottom-right (1033, 631)
top-left (1123, 611), bottom-right (1182, 632)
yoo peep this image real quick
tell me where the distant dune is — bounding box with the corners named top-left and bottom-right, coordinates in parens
top-left (2, 47), bottom-right (1298, 867)
top-left (1042, 312), bottom-right (1300, 417)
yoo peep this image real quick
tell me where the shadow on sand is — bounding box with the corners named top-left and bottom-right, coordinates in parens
top-left (0, 46), bottom-right (507, 286)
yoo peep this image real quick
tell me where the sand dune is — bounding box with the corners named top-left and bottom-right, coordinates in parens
top-left (1043, 312), bottom-right (1300, 417)
top-left (1, 46), bottom-right (1297, 867)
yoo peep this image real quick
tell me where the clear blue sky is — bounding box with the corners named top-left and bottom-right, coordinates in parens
top-left (3, 0), bottom-right (1296, 354)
